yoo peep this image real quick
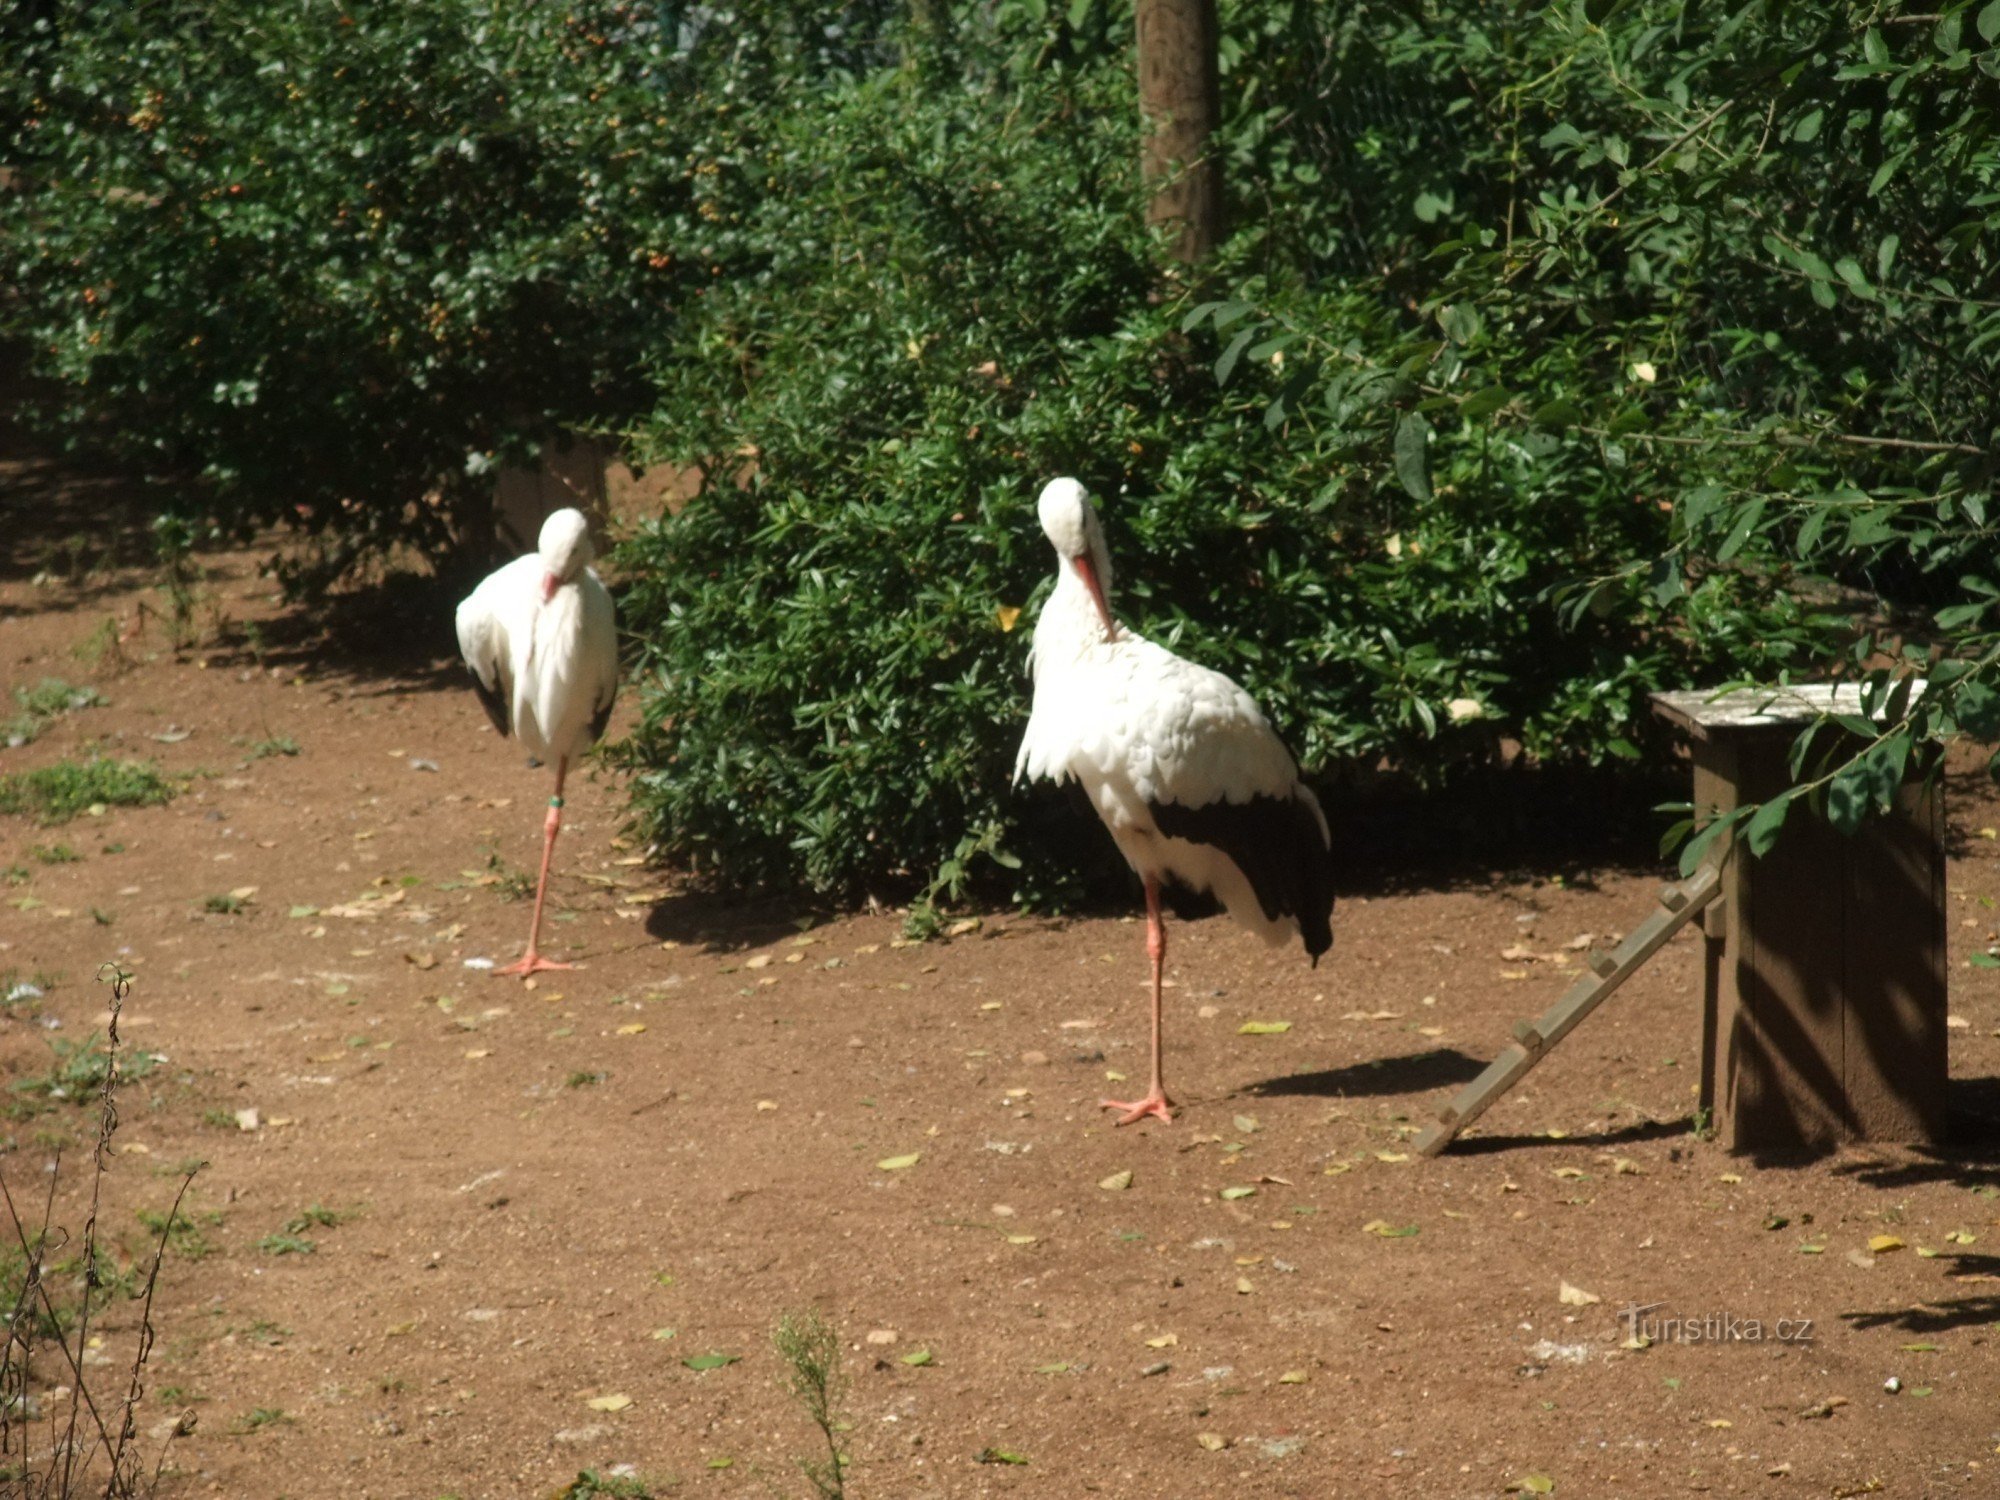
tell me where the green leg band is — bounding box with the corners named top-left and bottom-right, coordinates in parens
top-left (549, 796), bottom-right (565, 809)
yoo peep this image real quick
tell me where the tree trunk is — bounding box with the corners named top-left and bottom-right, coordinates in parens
top-left (1134, 0), bottom-right (1222, 264)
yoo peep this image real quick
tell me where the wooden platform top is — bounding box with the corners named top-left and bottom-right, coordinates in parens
top-left (1651, 681), bottom-right (1927, 737)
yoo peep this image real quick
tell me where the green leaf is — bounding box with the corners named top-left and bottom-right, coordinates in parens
top-left (1238, 1020), bottom-right (1292, 1035)
top-left (1679, 807), bottom-right (1748, 876)
top-left (975, 1448), bottom-right (1029, 1466)
top-left (1714, 500), bottom-right (1767, 563)
top-left (1826, 764), bottom-right (1871, 835)
top-left (876, 1152), bottom-right (921, 1171)
top-left (682, 1352), bottom-right (739, 1372)
top-left (1531, 398), bottom-right (1583, 430)
top-left (1742, 790), bottom-right (1797, 858)
top-left (1214, 327), bottom-right (1258, 387)
top-left (900, 1349), bottom-right (934, 1366)
top-left (1460, 385), bottom-right (1513, 419)
top-left (1220, 1186), bottom-right (1257, 1200)
top-left (1392, 413), bottom-right (1432, 502)
top-left (1968, 953), bottom-right (2000, 969)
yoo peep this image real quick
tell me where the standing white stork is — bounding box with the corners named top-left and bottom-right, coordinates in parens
top-left (1014, 478), bottom-right (1335, 1125)
top-left (455, 507), bottom-right (619, 978)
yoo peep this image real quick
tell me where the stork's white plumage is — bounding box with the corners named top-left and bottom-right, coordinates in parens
top-left (1015, 478), bottom-right (1335, 1124)
top-left (456, 507), bottom-right (618, 978)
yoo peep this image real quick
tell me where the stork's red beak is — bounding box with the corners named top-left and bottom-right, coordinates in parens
top-left (1072, 555), bottom-right (1118, 641)
top-left (540, 571), bottom-right (560, 605)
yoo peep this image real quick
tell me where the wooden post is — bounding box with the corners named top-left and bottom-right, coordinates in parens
top-left (1134, 0), bottom-right (1222, 263)
top-left (1652, 685), bottom-right (1947, 1152)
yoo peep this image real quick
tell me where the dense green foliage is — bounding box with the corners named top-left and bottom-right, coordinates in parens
top-left (0, 0), bottom-right (689, 582)
top-left (617, 0), bottom-right (1997, 897)
top-left (9, 1), bottom-right (1997, 894)
top-left (1206, 1), bottom-right (2000, 863)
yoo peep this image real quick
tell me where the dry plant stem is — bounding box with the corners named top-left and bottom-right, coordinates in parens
top-left (0, 962), bottom-right (184, 1497)
top-left (122, 1171), bottom-right (197, 1495)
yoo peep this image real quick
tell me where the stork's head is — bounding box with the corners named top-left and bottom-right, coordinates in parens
top-left (1036, 477), bottom-right (1117, 640)
top-left (536, 508), bottom-right (595, 604)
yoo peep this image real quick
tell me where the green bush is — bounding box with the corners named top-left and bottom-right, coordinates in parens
top-left (1206, 1), bottom-right (1999, 859)
top-left (0, 0), bottom-right (693, 584)
top-left (612, 4), bottom-right (1837, 901)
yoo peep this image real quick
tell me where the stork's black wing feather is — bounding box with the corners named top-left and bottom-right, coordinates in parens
top-left (1149, 791), bottom-right (1336, 961)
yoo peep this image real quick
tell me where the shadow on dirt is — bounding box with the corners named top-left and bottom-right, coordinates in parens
top-left (1840, 1262), bottom-right (2000, 1334)
top-left (644, 890), bottom-right (830, 955)
top-left (1247, 1047), bottom-right (1486, 1099)
top-left (230, 570), bottom-right (472, 696)
top-left (1447, 1116), bottom-right (1693, 1155)
top-left (0, 367), bottom-right (164, 618)
top-left (1810, 1086), bottom-right (2000, 1190)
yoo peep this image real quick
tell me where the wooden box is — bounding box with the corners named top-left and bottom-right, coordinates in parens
top-left (1652, 686), bottom-right (1947, 1152)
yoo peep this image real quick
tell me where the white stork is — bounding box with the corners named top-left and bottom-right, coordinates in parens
top-left (1014, 478), bottom-right (1335, 1125)
top-left (455, 507), bottom-right (619, 978)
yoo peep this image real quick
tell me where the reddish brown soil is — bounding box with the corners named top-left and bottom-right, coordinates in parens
top-left (5, 437), bottom-right (2000, 1500)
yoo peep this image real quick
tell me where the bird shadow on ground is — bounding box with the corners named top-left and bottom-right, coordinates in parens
top-left (1813, 1083), bottom-right (2000, 1190)
top-left (1840, 1257), bottom-right (2000, 1334)
top-left (1246, 1048), bottom-right (1487, 1099)
top-left (1446, 1116), bottom-right (1693, 1155)
top-left (643, 890), bottom-right (833, 956)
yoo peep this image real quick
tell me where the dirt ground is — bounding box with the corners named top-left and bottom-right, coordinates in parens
top-left (5, 435), bottom-right (2000, 1500)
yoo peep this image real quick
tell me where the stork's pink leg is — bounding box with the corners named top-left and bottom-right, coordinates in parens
top-left (1102, 878), bottom-right (1174, 1125)
top-left (496, 758), bottom-right (575, 978)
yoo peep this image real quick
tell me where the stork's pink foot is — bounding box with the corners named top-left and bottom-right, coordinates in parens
top-left (1100, 1090), bottom-right (1174, 1126)
top-left (494, 952), bottom-right (574, 978)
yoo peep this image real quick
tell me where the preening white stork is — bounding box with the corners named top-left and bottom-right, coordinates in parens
top-left (456, 507), bottom-right (619, 978)
top-left (1014, 478), bottom-right (1336, 1125)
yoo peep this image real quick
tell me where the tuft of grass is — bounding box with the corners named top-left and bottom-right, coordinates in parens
top-left (244, 735), bottom-right (298, 761)
top-left (12, 1033), bottom-right (161, 1107)
top-left (282, 1203), bottom-right (356, 1234)
top-left (254, 1233), bottom-right (316, 1257)
top-left (31, 842), bottom-right (81, 864)
top-left (485, 850), bottom-right (536, 902)
top-left (774, 1309), bottom-right (852, 1500)
top-left (0, 758), bottom-right (175, 825)
top-left (201, 894), bottom-right (245, 916)
top-left (230, 1407), bottom-right (292, 1434)
top-left (4, 677), bottom-right (105, 748)
top-left (72, 617), bottom-right (134, 675)
top-left (136, 1205), bottom-right (223, 1262)
top-left (555, 1472), bottom-right (663, 1500)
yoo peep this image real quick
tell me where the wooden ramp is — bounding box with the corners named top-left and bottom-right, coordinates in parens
top-left (1413, 864), bottom-right (1722, 1157)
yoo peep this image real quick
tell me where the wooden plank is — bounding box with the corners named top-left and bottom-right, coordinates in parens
top-left (1839, 757), bottom-right (1948, 1143)
top-left (1415, 865), bottom-right (1721, 1156)
top-left (1651, 681), bottom-right (1925, 737)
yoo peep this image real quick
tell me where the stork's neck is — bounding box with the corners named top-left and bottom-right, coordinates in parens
top-left (1033, 547), bottom-right (1120, 665)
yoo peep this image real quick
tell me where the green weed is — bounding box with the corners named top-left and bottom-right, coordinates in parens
top-left (0, 759), bottom-right (175, 825)
top-left (3, 677), bottom-right (105, 748)
top-left (774, 1309), bottom-right (852, 1500)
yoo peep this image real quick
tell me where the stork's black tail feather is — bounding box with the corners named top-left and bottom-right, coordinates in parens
top-left (1150, 790), bottom-right (1336, 961)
